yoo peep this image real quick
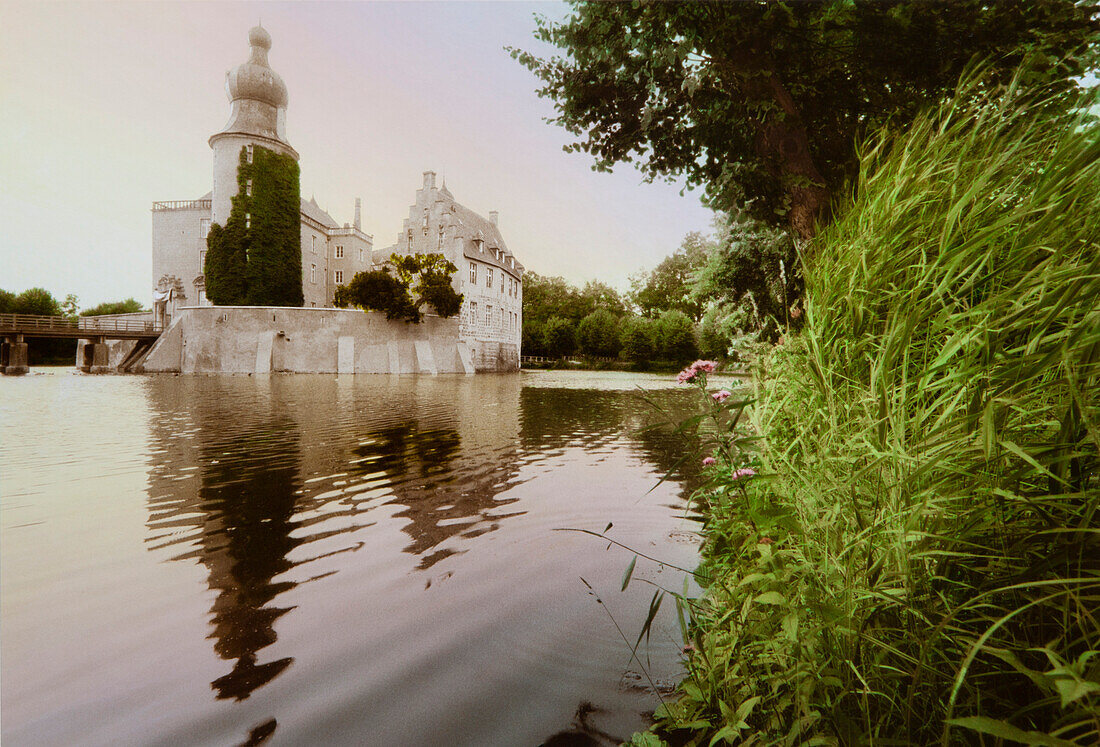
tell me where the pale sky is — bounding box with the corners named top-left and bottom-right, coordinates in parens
top-left (0, 1), bottom-right (715, 309)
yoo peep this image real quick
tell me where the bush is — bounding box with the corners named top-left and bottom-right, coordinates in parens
top-left (81, 298), bottom-right (145, 316)
top-left (619, 315), bottom-right (657, 364)
top-left (577, 308), bottom-right (622, 358)
top-left (542, 316), bottom-right (576, 358)
top-left (653, 70), bottom-right (1100, 745)
top-left (654, 309), bottom-right (697, 363)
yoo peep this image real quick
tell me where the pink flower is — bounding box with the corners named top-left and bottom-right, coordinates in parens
top-left (677, 368), bottom-right (698, 384)
top-left (711, 389), bottom-right (731, 402)
top-left (759, 536), bottom-right (774, 545)
top-left (732, 468), bottom-right (756, 480)
top-left (701, 456), bottom-right (716, 466)
top-left (692, 360), bottom-right (718, 373)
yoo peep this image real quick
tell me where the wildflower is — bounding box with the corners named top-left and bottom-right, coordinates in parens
top-left (681, 643), bottom-right (696, 654)
top-left (759, 536), bottom-right (774, 545)
top-left (676, 367), bottom-right (698, 384)
top-left (693, 360), bottom-right (718, 373)
top-left (731, 467), bottom-right (756, 480)
top-left (790, 304), bottom-right (802, 320)
top-left (711, 389), bottom-right (731, 402)
top-left (677, 359), bottom-right (720, 384)
top-left (702, 456), bottom-right (716, 466)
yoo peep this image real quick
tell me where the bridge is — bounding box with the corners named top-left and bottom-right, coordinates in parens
top-left (0, 313), bottom-right (163, 375)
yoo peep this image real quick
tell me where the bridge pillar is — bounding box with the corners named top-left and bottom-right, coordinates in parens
top-left (81, 337), bottom-right (111, 374)
top-left (2, 336), bottom-right (29, 375)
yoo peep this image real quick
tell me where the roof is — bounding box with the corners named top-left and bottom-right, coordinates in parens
top-left (445, 199), bottom-right (524, 276)
top-left (300, 196), bottom-right (339, 229)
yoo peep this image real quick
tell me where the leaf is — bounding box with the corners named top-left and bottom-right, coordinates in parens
top-left (622, 555), bottom-right (638, 591)
top-left (754, 591), bottom-right (785, 605)
top-left (946, 716), bottom-right (1076, 746)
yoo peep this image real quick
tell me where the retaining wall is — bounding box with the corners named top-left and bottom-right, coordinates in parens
top-left (139, 306), bottom-right (485, 374)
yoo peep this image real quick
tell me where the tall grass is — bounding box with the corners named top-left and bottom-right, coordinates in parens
top-left (647, 70), bottom-right (1100, 745)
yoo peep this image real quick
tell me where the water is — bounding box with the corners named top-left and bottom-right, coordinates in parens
top-left (1, 369), bottom-right (730, 746)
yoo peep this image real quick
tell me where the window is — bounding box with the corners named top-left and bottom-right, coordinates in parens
top-left (335, 270), bottom-right (344, 284)
top-left (310, 264), bottom-right (316, 284)
top-left (335, 245), bottom-right (344, 259)
top-left (199, 249), bottom-right (206, 268)
top-left (487, 268), bottom-right (493, 288)
top-left (199, 218), bottom-right (210, 239)
top-left (469, 262), bottom-right (477, 283)
top-left (246, 144), bottom-right (254, 163)
top-left (245, 213), bottom-right (250, 229)
top-left (486, 305), bottom-right (492, 325)
top-left (470, 301), bottom-right (477, 322)
top-left (245, 179), bottom-right (253, 197)
top-left (359, 248), bottom-right (364, 262)
top-left (311, 235), bottom-right (317, 254)
top-left (500, 273), bottom-right (505, 293)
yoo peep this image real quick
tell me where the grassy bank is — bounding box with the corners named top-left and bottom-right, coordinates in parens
top-left (637, 71), bottom-right (1100, 745)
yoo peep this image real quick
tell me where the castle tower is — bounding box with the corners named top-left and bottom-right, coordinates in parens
top-left (208, 25), bottom-right (299, 226)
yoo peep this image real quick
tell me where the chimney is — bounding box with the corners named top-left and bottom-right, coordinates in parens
top-left (489, 210), bottom-right (498, 227)
top-left (354, 197), bottom-right (362, 230)
top-left (423, 171), bottom-right (436, 189)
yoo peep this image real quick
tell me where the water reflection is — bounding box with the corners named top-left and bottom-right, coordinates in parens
top-left (132, 373), bottom-right (708, 745)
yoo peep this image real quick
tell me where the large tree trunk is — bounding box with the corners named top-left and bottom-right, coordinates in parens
top-left (723, 57), bottom-right (830, 247)
top-left (753, 69), bottom-right (830, 247)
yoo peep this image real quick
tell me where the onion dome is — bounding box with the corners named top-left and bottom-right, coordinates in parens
top-left (225, 25), bottom-right (288, 109)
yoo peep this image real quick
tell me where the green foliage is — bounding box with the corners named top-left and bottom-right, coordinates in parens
top-left (630, 231), bottom-right (709, 320)
top-left (522, 318), bottom-right (546, 357)
top-left (620, 315), bottom-right (658, 365)
top-left (205, 145), bottom-right (302, 306)
top-left (81, 298), bottom-right (145, 316)
top-left (334, 268), bottom-right (417, 322)
top-left (691, 217), bottom-right (799, 340)
top-left (653, 71), bottom-right (1100, 745)
top-left (522, 272), bottom-right (627, 328)
top-left (11, 287), bottom-right (62, 316)
top-left (0, 289), bottom-right (15, 313)
top-left (542, 316), bottom-right (577, 358)
top-left (654, 309), bottom-right (697, 364)
top-left (577, 308), bottom-right (622, 358)
top-left (334, 254), bottom-right (462, 323)
top-left (513, 1), bottom-right (1097, 241)
top-left (61, 294), bottom-right (79, 320)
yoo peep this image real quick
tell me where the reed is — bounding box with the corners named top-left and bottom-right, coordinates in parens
top-left (646, 69), bottom-right (1100, 745)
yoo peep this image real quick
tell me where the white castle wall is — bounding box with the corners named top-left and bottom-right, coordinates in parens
top-left (140, 306), bottom-right (479, 375)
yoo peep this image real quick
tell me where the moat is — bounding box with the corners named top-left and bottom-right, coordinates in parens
top-left (0, 370), bottom-right (732, 746)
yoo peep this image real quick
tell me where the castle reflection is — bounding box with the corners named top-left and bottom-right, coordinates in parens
top-left (142, 374), bottom-right (706, 718)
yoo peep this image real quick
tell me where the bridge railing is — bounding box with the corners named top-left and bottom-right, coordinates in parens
top-left (0, 314), bottom-right (163, 335)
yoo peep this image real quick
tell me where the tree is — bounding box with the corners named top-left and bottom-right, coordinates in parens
top-left (691, 216), bottom-right (799, 338)
top-left (61, 294), bottom-right (79, 319)
top-left (334, 254), bottom-right (462, 323)
top-left (81, 298), bottom-right (145, 316)
top-left (334, 268), bottom-right (419, 322)
top-left (654, 309), bottom-right (697, 362)
top-left (542, 316), bottom-right (577, 358)
top-left (620, 315), bottom-right (657, 365)
top-left (0, 289), bottom-right (15, 313)
top-left (577, 308), bottom-right (622, 358)
top-left (630, 231), bottom-right (710, 320)
top-left (513, 1), bottom-right (1097, 244)
top-left (577, 280), bottom-right (627, 318)
top-left (522, 272), bottom-right (587, 326)
top-left (13, 287), bottom-right (62, 316)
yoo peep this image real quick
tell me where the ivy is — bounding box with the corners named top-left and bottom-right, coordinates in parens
top-left (205, 145), bottom-right (303, 306)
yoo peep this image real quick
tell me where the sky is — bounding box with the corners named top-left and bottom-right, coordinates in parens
top-left (0, 1), bottom-right (716, 309)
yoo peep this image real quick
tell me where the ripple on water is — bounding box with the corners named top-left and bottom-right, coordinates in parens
top-left (2, 372), bottom-right (712, 746)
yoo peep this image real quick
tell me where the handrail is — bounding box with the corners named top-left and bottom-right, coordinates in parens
top-left (0, 313), bottom-right (163, 334)
top-left (152, 199), bottom-right (212, 211)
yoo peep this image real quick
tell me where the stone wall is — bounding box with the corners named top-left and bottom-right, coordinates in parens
top-left (139, 305), bottom-right (496, 375)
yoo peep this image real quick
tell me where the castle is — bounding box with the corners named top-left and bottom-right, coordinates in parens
top-left (145, 25), bottom-right (522, 373)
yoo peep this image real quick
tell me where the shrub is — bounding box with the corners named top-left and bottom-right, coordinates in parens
top-left (542, 316), bottom-right (576, 358)
top-left (577, 308), bottom-right (622, 358)
top-left (650, 69), bottom-right (1100, 745)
